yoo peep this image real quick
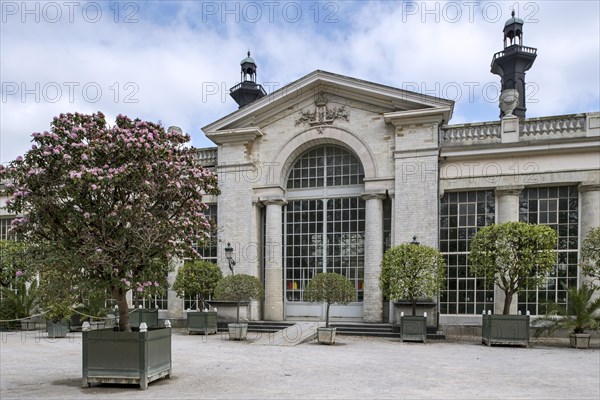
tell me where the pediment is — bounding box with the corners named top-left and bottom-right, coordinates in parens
top-left (203, 70), bottom-right (454, 139)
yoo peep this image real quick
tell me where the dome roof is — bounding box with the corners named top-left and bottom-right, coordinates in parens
top-left (240, 51), bottom-right (255, 65)
top-left (504, 10), bottom-right (524, 27)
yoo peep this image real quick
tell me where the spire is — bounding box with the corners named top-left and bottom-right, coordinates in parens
top-left (230, 50), bottom-right (266, 108)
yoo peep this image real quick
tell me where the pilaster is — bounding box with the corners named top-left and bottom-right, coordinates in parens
top-left (494, 185), bottom-right (523, 314)
top-left (263, 198), bottom-right (287, 321)
top-left (362, 193), bottom-right (386, 323)
top-left (579, 183), bottom-right (600, 289)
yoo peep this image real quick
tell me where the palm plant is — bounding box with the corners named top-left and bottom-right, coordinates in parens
top-left (535, 285), bottom-right (600, 335)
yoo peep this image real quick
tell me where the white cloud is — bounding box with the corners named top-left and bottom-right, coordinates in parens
top-left (1, 1), bottom-right (598, 163)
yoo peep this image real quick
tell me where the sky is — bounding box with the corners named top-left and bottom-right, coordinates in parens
top-left (1, 0), bottom-right (599, 163)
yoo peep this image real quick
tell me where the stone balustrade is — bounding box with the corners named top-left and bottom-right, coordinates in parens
top-left (195, 147), bottom-right (218, 166)
top-left (520, 114), bottom-right (586, 138)
top-left (440, 122), bottom-right (501, 145)
top-left (441, 112), bottom-right (598, 146)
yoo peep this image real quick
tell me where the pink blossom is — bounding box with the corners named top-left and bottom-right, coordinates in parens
top-left (83, 212), bottom-right (90, 219)
top-left (15, 270), bottom-right (24, 277)
top-left (154, 282), bottom-right (160, 287)
top-left (15, 156), bottom-right (23, 162)
top-left (136, 287), bottom-right (143, 292)
top-left (82, 154), bottom-right (88, 161)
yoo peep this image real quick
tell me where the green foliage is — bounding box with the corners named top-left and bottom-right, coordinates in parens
top-left (304, 272), bottom-right (355, 327)
top-left (80, 289), bottom-right (111, 320)
top-left (37, 268), bottom-right (78, 322)
top-left (0, 240), bottom-right (33, 287)
top-left (173, 260), bottom-right (223, 309)
top-left (534, 285), bottom-right (600, 335)
top-left (214, 274), bottom-right (264, 303)
top-left (469, 222), bottom-right (557, 314)
top-left (304, 273), bottom-right (355, 306)
top-left (0, 240), bottom-right (39, 324)
top-left (581, 227), bottom-right (600, 286)
top-left (214, 274), bottom-right (264, 324)
top-left (0, 279), bottom-right (39, 321)
top-left (380, 243), bottom-right (445, 316)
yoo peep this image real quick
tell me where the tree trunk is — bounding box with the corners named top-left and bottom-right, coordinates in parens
top-left (503, 291), bottom-right (513, 315)
top-left (325, 302), bottom-right (330, 328)
top-left (236, 300), bottom-right (240, 325)
top-left (412, 300), bottom-right (417, 316)
top-left (112, 286), bottom-right (131, 332)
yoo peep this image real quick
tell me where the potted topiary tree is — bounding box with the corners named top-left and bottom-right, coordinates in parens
top-left (38, 268), bottom-right (76, 339)
top-left (173, 260), bottom-right (223, 334)
top-left (0, 112), bottom-right (219, 389)
top-left (304, 272), bottom-right (355, 345)
top-left (380, 239), bottom-right (445, 343)
top-left (581, 227), bottom-right (600, 289)
top-left (534, 285), bottom-right (600, 349)
top-left (214, 274), bottom-right (263, 340)
top-left (469, 221), bottom-right (557, 347)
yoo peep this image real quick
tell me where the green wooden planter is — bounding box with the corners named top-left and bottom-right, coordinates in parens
top-left (82, 327), bottom-right (172, 390)
top-left (128, 308), bottom-right (159, 328)
top-left (186, 311), bottom-right (217, 334)
top-left (20, 318), bottom-right (37, 331)
top-left (47, 321), bottom-right (69, 338)
top-left (400, 316), bottom-right (427, 342)
top-left (228, 323), bottom-right (248, 340)
top-left (482, 314), bottom-right (530, 347)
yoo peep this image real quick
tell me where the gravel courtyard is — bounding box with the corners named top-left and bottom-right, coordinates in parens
top-left (1, 328), bottom-right (599, 400)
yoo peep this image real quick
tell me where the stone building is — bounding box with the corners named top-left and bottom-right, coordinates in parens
top-left (1, 15), bottom-right (598, 326)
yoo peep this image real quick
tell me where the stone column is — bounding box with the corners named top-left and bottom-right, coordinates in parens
top-left (494, 186), bottom-right (523, 314)
top-left (579, 183), bottom-right (600, 288)
top-left (263, 199), bottom-right (286, 321)
top-left (362, 193), bottom-right (385, 323)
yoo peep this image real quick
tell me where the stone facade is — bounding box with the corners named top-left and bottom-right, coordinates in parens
top-left (1, 72), bottom-right (598, 325)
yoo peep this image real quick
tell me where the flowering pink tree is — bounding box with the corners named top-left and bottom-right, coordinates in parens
top-left (0, 112), bottom-right (219, 331)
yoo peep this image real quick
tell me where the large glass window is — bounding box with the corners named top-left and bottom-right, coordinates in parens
top-left (439, 190), bottom-right (496, 314)
top-left (518, 186), bottom-right (578, 315)
top-left (284, 146), bottom-right (365, 302)
top-left (185, 204), bottom-right (218, 310)
top-left (0, 217), bottom-right (14, 241)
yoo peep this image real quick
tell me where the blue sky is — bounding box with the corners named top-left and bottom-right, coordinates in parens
top-left (1, 1), bottom-right (599, 163)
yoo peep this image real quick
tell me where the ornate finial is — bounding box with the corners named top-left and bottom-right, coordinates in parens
top-left (247, 50), bottom-right (251, 57)
top-left (511, 10), bottom-right (515, 17)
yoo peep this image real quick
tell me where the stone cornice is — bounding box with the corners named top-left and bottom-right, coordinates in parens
top-left (495, 185), bottom-right (524, 196)
top-left (383, 107), bottom-right (453, 126)
top-left (205, 127), bottom-right (263, 145)
top-left (578, 182), bottom-right (600, 193)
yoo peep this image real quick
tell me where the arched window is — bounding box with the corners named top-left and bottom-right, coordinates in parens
top-left (284, 146), bottom-right (365, 304)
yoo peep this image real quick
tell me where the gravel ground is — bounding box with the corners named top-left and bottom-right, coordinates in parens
top-left (1, 328), bottom-right (599, 400)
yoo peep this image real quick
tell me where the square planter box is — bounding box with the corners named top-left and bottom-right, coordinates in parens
top-left (186, 311), bottom-right (217, 334)
top-left (47, 321), bottom-right (69, 338)
top-left (128, 308), bottom-right (159, 329)
top-left (569, 333), bottom-right (591, 349)
top-left (482, 314), bottom-right (530, 347)
top-left (82, 327), bottom-right (172, 390)
top-left (317, 327), bottom-right (337, 345)
top-left (228, 323), bottom-right (248, 340)
top-left (400, 316), bottom-right (427, 343)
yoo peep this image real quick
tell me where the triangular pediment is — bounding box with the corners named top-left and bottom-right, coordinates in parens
top-left (202, 70), bottom-right (454, 136)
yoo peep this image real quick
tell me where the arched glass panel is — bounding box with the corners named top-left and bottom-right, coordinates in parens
top-left (286, 146), bottom-right (364, 189)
